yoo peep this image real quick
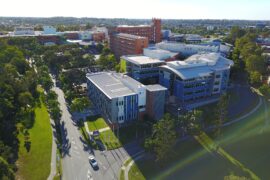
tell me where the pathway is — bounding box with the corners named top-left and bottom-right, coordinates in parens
top-left (47, 118), bottom-right (57, 180)
top-left (47, 77), bottom-right (58, 180)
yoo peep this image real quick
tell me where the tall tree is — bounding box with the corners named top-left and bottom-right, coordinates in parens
top-left (70, 97), bottom-right (91, 113)
top-left (144, 114), bottom-right (177, 163)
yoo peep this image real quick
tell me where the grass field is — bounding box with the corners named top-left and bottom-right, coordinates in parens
top-left (16, 96), bottom-right (52, 180)
top-left (128, 162), bottom-right (145, 180)
top-left (86, 116), bottom-right (108, 131)
top-left (99, 129), bottom-right (122, 150)
top-left (134, 98), bottom-right (270, 179)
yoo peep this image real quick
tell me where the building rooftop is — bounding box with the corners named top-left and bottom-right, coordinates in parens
top-left (115, 33), bottom-right (146, 40)
top-left (161, 53), bottom-right (233, 80)
top-left (121, 55), bottom-right (163, 65)
top-left (86, 72), bottom-right (144, 99)
top-left (156, 42), bottom-right (219, 53)
top-left (117, 25), bottom-right (151, 28)
top-left (115, 33), bottom-right (147, 40)
top-left (143, 47), bottom-right (178, 59)
top-left (146, 84), bottom-right (167, 92)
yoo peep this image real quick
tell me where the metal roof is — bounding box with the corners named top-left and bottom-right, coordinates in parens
top-left (86, 72), bottom-right (144, 99)
top-left (121, 55), bottom-right (163, 65)
top-left (146, 85), bottom-right (167, 92)
top-left (161, 53), bottom-right (234, 80)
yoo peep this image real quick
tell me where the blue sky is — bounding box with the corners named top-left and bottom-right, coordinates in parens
top-left (1, 0), bottom-right (269, 20)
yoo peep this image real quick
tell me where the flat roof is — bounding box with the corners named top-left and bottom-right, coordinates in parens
top-left (115, 33), bottom-right (146, 40)
top-left (146, 84), bottom-right (167, 92)
top-left (117, 25), bottom-right (151, 28)
top-left (161, 53), bottom-right (233, 80)
top-left (121, 55), bottom-right (163, 65)
top-left (86, 72), bottom-right (143, 99)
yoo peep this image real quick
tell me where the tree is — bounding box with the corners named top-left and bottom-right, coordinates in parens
top-left (18, 91), bottom-right (34, 109)
top-left (70, 97), bottom-right (91, 113)
top-left (245, 55), bottom-right (265, 74)
top-left (0, 156), bottom-right (15, 180)
top-left (249, 71), bottom-right (262, 85)
top-left (178, 110), bottom-right (202, 136)
top-left (144, 114), bottom-right (177, 163)
top-left (259, 84), bottom-right (270, 98)
top-left (226, 26), bottom-right (246, 44)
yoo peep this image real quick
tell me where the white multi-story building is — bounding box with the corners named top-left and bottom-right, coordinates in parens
top-left (156, 42), bottom-right (219, 57)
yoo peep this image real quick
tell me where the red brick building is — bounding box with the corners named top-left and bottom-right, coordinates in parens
top-left (92, 32), bottom-right (106, 42)
top-left (37, 35), bottom-right (61, 45)
top-left (110, 33), bottom-right (148, 59)
top-left (115, 18), bottom-right (161, 43)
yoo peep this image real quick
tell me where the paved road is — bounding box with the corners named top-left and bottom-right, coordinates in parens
top-left (52, 80), bottom-right (143, 180)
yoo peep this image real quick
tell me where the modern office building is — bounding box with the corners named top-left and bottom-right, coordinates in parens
top-left (110, 33), bottom-right (148, 59)
top-left (113, 18), bottom-right (161, 43)
top-left (156, 42), bottom-right (219, 58)
top-left (120, 55), bottom-right (164, 83)
top-left (159, 53), bottom-right (233, 109)
top-left (143, 47), bottom-right (179, 61)
top-left (86, 72), bottom-right (166, 126)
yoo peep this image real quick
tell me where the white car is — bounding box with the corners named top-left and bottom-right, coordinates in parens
top-left (88, 155), bottom-right (99, 170)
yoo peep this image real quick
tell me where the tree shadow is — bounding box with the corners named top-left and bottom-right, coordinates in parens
top-left (60, 121), bottom-right (71, 157)
top-left (24, 141), bottom-right (31, 152)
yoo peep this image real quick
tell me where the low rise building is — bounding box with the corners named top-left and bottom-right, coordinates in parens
top-left (143, 47), bottom-right (179, 61)
top-left (92, 31), bottom-right (106, 42)
top-left (159, 53), bottom-right (233, 109)
top-left (156, 42), bottom-right (219, 58)
top-left (110, 33), bottom-right (148, 59)
top-left (43, 26), bottom-right (57, 35)
top-left (14, 27), bottom-right (35, 35)
top-left (86, 72), bottom-right (166, 126)
top-left (121, 55), bottom-right (164, 84)
top-left (79, 31), bottom-right (92, 41)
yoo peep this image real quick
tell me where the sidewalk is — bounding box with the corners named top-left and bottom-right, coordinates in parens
top-left (47, 118), bottom-right (57, 180)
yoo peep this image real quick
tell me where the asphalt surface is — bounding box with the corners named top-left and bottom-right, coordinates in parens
top-left (52, 81), bottom-right (142, 180)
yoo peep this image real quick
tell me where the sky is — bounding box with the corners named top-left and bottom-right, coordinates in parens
top-left (1, 0), bottom-right (270, 20)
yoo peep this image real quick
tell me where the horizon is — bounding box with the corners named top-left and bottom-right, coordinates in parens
top-left (1, 0), bottom-right (270, 21)
top-left (1, 16), bottom-right (270, 22)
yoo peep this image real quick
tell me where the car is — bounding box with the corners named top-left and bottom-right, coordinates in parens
top-left (88, 155), bottom-right (99, 170)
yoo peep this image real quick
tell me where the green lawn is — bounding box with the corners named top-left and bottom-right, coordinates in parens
top-left (99, 129), bottom-right (122, 150)
top-left (16, 98), bottom-right (52, 180)
top-left (86, 116), bottom-right (108, 131)
top-left (128, 162), bottom-right (145, 180)
top-left (135, 99), bottom-right (270, 179)
top-left (119, 168), bottom-right (125, 180)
